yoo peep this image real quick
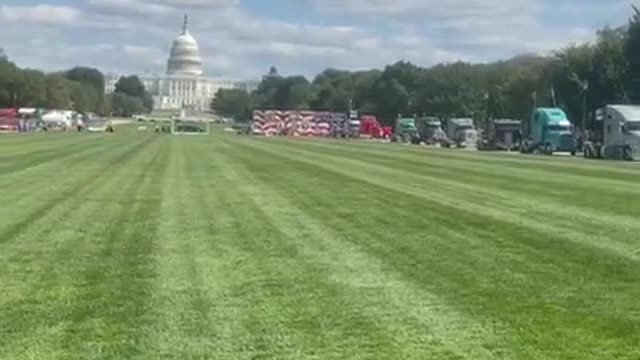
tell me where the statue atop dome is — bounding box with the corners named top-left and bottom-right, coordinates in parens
top-left (182, 14), bottom-right (188, 35)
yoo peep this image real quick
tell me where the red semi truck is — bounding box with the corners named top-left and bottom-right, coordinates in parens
top-left (359, 115), bottom-right (391, 139)
top-left (0, 108), bottom-right (18, 133)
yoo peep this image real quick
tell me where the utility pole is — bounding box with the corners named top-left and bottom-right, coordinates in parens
top-left (569, 73), bottom-right (589, 131)
top-left (581, 81), bottom-right (589, 131)
top-left (483, 92), bottom-right (490, 134)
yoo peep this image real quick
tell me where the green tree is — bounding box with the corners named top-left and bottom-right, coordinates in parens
top-left (19, 69), bottom-right (47, 107)
top-left (592, 26), bottom-right (628, 107)
top-left (211, 88), bottom-right (253, 121)
top-left (110, 92), bottom-right (145, 117)
top-left (626, 5), bottom-right (640, 103)
top-left (45, 75), bottom-right (71, 109)
top-left (65, 67), bottom-right (105, 95)
top-left (309, 69), bottom-right (354, 112)
top-left (253, 74), bottom-right (312, 109)
top-left (115, 75), bottom-right (146, 98)
top-left (0, 56), bottom-right (18, 106)
top-left (114, 75), bottom-right (153, 113)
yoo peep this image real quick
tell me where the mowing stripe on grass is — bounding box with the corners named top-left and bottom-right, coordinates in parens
top-left (0, 134), bottom-right (157, 245)
top-left (1, 132), bottom-right (639, 360)
top-left (0, 136), bottom-right (164, 359)
top-left (213, 140), bottom-right (517, 359)
top-left (236, 138), bottom-right (640, 261)
top-left (225, 135), bottom-right (640, 359)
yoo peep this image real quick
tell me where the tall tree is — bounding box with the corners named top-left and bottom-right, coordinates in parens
top-left (625, 5), bottom-right (640, 103)
top-left (113, 75), bottom-right (153, 113)
top-left (211, 88), bottom-right (253, 121)
top-left (110, 92), bottom-right (145, 117)
top-left (45, 75), bottom-right (71, 109)
top-left (114, 76), bottom-right (146, 98)
top-left (65, 67), bottom-right (105, 95)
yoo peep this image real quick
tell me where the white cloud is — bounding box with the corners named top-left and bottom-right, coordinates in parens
top-left (0, 4), bottom-right (81, 25)
top-left (311, 0), bottom-right (536, 18)
top-left (123, 45), bottom-right (164, 59)
top-left (153, 0), bottom-right (238, 7)
top-left (88, 0), bottom-right (173, 16)
top-left (0, 0), bottom-right (631, 79)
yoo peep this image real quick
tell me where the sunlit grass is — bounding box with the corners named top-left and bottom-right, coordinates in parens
top-left (1, 131), bottom-right (638, 359)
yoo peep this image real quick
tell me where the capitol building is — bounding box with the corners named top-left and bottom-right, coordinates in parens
top-left (105, 16), bottom-right (258, 111)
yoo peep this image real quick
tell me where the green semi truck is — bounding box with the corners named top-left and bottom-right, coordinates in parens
top-left (394, 117), bottom-right (420, 143)
top-left (520, 108), bottom-right (576, 155)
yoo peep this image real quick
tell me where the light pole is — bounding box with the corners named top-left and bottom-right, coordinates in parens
top-left (483, 92), bottom-right (490, 133)
top-left (581, 81), bottom-right (589, 131)
top-left (570, 73), bottom-right (589, 131)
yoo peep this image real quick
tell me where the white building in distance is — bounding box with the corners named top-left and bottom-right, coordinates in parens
top-left (105, 16), bottom-right (259, 111)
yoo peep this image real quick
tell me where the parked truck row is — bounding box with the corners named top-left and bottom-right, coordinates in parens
top-left (385, 103), bottom-right (640, 161)
top-left (247, 104), bottom-right (639, 161)
top-left (393, 116), bottom-right (477, 148)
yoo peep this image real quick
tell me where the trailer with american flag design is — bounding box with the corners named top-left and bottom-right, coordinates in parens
top-left (251, 110), bottom-right (348, 137)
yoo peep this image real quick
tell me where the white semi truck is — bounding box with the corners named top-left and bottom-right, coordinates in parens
top-left (583, 105), bottom-right (640, 161)
top-left (444, 118), bottom-right (478, 148)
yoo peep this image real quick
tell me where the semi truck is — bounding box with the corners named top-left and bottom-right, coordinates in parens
top-left (415, 116), bottom-right (448, 145)
top-left (478, 119), bottom-right (522, 151)
top-left (444, 118), bottom-right (478, 148)
top-left (583, 105), bottom-right (640, 161)
top-left (520, 108), bottom-right (576, 155)
top-left (394, 116), bottom-right (420, 143)
top-left (359, 115), bottom-right (381, 138)
top-left (347, 110), bottom-right (361, 138)
top-left (0, 108), bottom-right (18, 132)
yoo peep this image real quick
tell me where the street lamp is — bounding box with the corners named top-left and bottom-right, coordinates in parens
top-left (483, 92), bottom-right (490, 132)
top-left (581, 81), bottom-right (589, 131)
top-left (570, 73), bottom-right (589, 131)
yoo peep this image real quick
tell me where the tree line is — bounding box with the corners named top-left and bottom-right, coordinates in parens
top-left (213, 6), bottom-right (640, 130)
top-left (0, 51), bottom-right (152, 117)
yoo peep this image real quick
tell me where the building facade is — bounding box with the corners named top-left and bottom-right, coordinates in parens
top-left (105, 16), bottom-right (258, 111)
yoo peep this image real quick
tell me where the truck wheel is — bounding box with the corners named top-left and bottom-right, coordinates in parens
top-left (533, 144), bottom-right (545, 155)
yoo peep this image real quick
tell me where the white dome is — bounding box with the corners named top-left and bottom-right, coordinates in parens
top-left (166, 16), bottom-right (203, 76)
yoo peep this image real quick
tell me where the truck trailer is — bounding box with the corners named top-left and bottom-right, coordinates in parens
top-left (520, 108), bottom-right (576, 155)
top-left (583, 105), bottom-right (640, 161)
top-left (478, 119), bottom-right (522, 151)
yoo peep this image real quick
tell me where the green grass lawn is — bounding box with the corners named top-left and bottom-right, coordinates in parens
top-left (1, 129), bottom-right (639, 359)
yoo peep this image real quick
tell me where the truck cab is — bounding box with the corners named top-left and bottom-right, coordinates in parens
top-left (347, 110), bottom-right (361, 138)
top-left (587, 105), bottom-right (640, 161)
top-left (522, 108), bottom-right (575, 155)
top-left (445, 118), bottom-right (478, 148)
top-left (479, 119), bottom-right (522, 151)
top-left (394, 117), bottom-right (420, 143)
top-left (415, 116), bottom-right (448, 145)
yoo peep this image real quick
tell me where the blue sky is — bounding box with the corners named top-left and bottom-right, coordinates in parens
top-left (0, 0), bottom-right (635, 79)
